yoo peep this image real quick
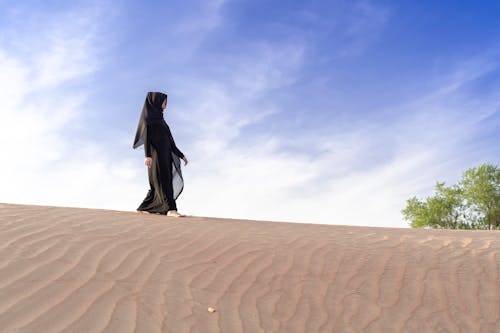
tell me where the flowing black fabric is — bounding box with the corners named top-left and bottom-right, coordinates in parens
top-left (133, 92), bottom-right (185, 213)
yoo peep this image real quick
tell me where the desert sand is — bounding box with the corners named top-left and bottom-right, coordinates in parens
top-left (0, 202), bottom-right (498, 333)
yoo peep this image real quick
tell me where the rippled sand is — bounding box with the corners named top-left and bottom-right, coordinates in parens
top-left (0, 203), bottom-right (498, 332)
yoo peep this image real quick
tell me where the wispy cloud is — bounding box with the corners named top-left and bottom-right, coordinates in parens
top-left (175, 49), bottom-right (500, 227)
top-left (0, 1), bottom-right (498, 229)
top-left (335, 0), bottom-right (391, 57)
top-left (0, 2), bottom-right (145, 209)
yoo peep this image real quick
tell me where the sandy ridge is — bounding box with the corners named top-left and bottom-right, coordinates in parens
top-left (0, 202), bottom-right (498, 332)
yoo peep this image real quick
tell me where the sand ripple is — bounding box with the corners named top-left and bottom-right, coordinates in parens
top-left (0, 203), bottom-right (499, 332)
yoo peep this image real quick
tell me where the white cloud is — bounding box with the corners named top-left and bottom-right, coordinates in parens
top-left (0, 3), bottom-right (146, 211)
top-left (174, 50), bottom-right (499, 228)
top-left (0, 1), bottom-right (497, 231)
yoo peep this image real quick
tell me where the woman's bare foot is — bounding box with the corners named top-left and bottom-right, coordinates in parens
top-left (167, 210), bottom-right (185, 217)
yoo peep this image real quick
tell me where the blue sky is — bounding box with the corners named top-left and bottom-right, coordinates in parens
top-left (0, 0), bottom-right (499, 228)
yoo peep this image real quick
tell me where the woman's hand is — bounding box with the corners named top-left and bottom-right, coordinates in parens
top-left (182, 156), bottom-right (189, 166)
top-left (145, 157), bottom-right (152, 168)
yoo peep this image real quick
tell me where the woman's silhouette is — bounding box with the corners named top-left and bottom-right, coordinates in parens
top-left (133, 91), bottom-right (188, 217)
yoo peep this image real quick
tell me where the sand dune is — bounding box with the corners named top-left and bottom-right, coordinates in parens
top-left (0, 203), bottom-right (498, 333)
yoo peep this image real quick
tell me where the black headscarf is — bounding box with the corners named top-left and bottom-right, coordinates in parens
top-left (133, 91), bottom-right (168, 150)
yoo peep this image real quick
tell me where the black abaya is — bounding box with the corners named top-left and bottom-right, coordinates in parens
top-left (133, 92), bottom-right (185, 214)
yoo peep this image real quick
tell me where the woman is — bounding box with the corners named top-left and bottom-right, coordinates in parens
top-left (133, 91), bottom-right (189, 217)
